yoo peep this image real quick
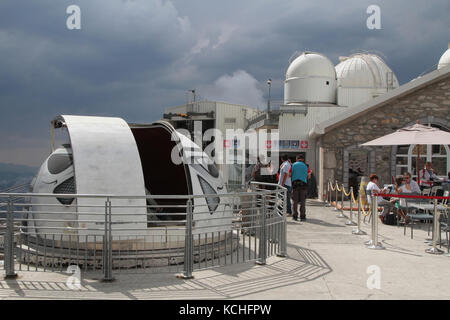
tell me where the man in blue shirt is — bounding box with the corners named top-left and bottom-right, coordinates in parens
top-left (291, 154), bottom-right (308, 221)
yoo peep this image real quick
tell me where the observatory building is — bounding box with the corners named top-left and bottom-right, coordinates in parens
top-left (162, 45), bottom-right (450, 197)
top-left (247, 51), bottom-right (401, 178)
top-left (309, 45), bottom-right (450, 198)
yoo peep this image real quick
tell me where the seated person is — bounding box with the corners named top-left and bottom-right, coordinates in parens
top-left (419, 162), bottom-right (443, 189)
top-left (366, 173), bottom-right (396, 223)
top-left (394, 176), bottom-right (410, 223)
top-left (400, 171), bottom-right (421, 195)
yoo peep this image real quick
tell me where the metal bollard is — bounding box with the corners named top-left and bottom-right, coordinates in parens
top-left (352, 194), bottom-right (366, 235)
top-left (366, 195), bottom-right (385, 250)
top-left (346, 187), bottom-right (356, 226)
top-left (277, 188), bottom-right (287, 258)
top-left (256, 195), bottom-right (267, 265)
top-left (337, 184), bottom-right (346, 218)
top-left (426, 199), bottom-right (444, 255)
top-left (180, 199), bottom-right (195, 278)
top-left (102, 198), bottom-right (114, 282)
top-left (325, 181), bottom-right (331, 207)
top-left (333, 181), bottom-right (338, 211)
top-left (5, 197), bottom-right (17, 279)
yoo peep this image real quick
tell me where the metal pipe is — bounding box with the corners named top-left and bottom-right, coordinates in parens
top-left (5, 197), bottom-right (17, 279)
top-left (334, 181), bottom-right (338, 211)
top-left (277, 188), bottom-right (287, 258)
top-left (325, 181), bottom-right (330, 207)
top-left (426, 199), bottom-right (444, 254)
top-left (337, 184), bottom-right (345, 218)
top-left (102, 198), bottom-right (114, 281)
top-left (352, 192), bottom-right (366, 235)
top-left (180, 199), bottom-right (194, 278)
top-left (346, 187), bottom-right (356, 226)
top-left (256, 196), bottom-right (267, 265)
top-left (367, 194), bottom-right (385, 250)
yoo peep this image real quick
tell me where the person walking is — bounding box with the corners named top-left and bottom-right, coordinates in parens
top-left (291, 154), bottom-right (308, 221)
top-left (278, 154), bottom-right (292, 216)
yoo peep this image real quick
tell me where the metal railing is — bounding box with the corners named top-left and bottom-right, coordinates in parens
top-left (0, 182), bottom-right (287, 281)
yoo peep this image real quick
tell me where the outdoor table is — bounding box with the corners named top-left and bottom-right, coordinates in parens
top-left (408, 203), bottom-right (447, 212)
top-left (408, 201), bottom-right (448, 254)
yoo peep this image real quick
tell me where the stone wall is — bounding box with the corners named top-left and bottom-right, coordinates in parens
top-left (321, 76), bottom-right (450, 187)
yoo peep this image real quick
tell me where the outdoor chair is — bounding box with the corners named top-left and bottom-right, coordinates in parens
top-left (422, 188), bottom-right (431, 196)
top-left (438, 191), bottom-right (449, 252)
top-left (430, 186), bottom-right (443, 197)
top-left (402, 192), bottom-right (433, 239)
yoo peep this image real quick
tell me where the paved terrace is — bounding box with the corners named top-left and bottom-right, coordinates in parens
top-left (1, 200), bottom-right (449, 300)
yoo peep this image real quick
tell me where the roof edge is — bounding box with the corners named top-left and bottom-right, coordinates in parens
top-left (309, 65), bottom-right (450, 139)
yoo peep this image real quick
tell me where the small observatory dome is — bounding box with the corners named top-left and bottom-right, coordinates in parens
top-left (335, 53), bottom-right (399, 107)
top-left (284, 52), bottom-right (337, 104)
top-left (438, 44), bottom-right (450, 70)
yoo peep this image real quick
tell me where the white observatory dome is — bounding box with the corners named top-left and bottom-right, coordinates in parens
top-left (335, 53), bottom-right (399, 107)
top-left (438, 44), bottom-right (450, 69)
top-left (284, 52), bottom-right (337, 104)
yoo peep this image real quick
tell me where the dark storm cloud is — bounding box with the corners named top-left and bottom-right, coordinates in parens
top-left (0, 0), bottom-right (449, 165)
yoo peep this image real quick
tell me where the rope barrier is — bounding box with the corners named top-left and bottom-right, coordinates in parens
top-left (330, 182), bottom-right (336, 192)
top-left (359, 196), bottom-right (372, 216)
top-left (351, 191), bottom-right (357, 203)
top-left (336, 183), bottom-right (342, 192)
top-left (343, 188), bottom-right (352, 197)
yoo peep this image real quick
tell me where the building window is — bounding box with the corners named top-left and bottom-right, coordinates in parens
top-left (224, 118), bottom-right (236, 124)
top-left (395, 144), bottom-right (449, 178)
top-left (394, 124), bottom-right (450, 178)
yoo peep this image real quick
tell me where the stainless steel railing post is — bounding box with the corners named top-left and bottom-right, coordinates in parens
top-left (102, 198), bottom-right (114, 282)
top-left (352, 193), bottom-right (366, 235)
top-left (5, 197), bottom-right (17, 279)
top-left (426, 199), bottom-right (444, 255)
top-left (346, 187), bottom-right (356, 226)
top-left (277, 188), bottom-right (287, 258)
top-left (180, 199), bottom-right (194, 279)
top-left (337, 184), bottom-right (346, 218)
top-left (325, 181), bottom-right (331, 207)
top-left (256, 195), bottom-right (267, 265)
top-left (367, 194), bottom-right (385, 250)
top-left (333, 181), bottom-right (338, 211)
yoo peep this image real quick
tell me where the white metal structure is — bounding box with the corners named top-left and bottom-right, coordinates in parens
top-left (29, 115), bottom-right (231, 243)
top-left (438, 44), bottom-right (450, 70)
top-left (284, 52), bottom-right (337, 104)
top-left (335, 53), bottom-right (399, 108)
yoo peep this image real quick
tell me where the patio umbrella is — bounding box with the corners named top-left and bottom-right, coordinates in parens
top-left (360, 123), bottom-right (450, 184)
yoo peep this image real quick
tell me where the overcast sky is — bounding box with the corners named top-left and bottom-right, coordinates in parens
top-left (0, 0), bottom-right (449, 166)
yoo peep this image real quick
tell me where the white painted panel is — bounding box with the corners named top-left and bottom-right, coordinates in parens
top-left (337, 87), bottom-right (373, 108)
top-left (58, 115), bottom-right (147, 237)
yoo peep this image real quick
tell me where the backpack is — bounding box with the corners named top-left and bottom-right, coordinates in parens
top-left (384, 212), bottom-right (397, 225)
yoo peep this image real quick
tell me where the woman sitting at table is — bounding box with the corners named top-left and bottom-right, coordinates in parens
top-left (394, 176), bottom-right (408, 223)
top-left (397, 172), bottom-right (421, 223)
top-left (400, 172), bottom-right (421, 194)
